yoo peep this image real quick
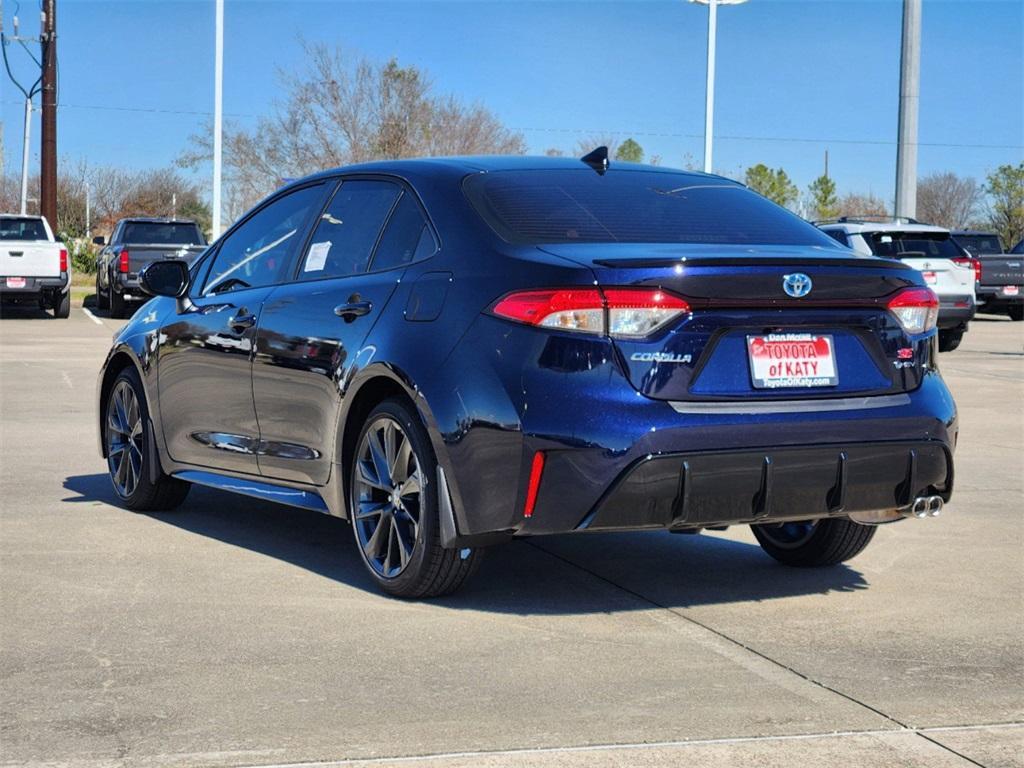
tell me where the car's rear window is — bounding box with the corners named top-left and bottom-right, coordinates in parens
top-left (0, 217), bottom-right (47, 241)
top-left (464, 169), bottom-right (838, 247)
top-left (953, 233), bottom-right (1003, 255)
top-left (123, 222), bottom-right (204, 245)
top-left (863, 232), bottom-right (963, 260)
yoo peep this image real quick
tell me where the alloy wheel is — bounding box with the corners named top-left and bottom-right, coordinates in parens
top-left (756, 520), bottom-right (818, 549)
top-left (107, 380), bottom-right (144, 498)
top-left (353, 416), bottom-right (423, 579)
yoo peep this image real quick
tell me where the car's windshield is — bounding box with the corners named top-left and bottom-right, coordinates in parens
top-left (953, 233), bottom-right (1003, 255)
top-left (863, 232), bottom-right (963, 260)
top-left (123, 222), bottom-right (205, 245)
top-left (0, 217), bottom-right (48, 241)
top-left (464, 169), bottom-right (839, 247)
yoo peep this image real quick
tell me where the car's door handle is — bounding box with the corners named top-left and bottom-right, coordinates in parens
top-left (228, 311), bottom-right (256, 332)
top-left (334, 299), bottom-right (373, 321)
top-left (9, 251), bottom-right (23, 257)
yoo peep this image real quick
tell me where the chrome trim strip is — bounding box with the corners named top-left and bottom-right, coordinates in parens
top-left (174, 469), bottom-right (329, 513)
top-left (669, 393), bottom-right (911, 415)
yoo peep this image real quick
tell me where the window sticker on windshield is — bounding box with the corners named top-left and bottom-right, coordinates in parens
top-left (304, 241), bottom-right (332, 272)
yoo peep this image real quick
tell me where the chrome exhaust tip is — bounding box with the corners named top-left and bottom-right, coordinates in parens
top-left (911, 497), bottom-right (929, 519)
top-left (927, 495), bottom-right (943, 517)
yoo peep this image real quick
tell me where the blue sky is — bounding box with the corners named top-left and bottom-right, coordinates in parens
top-left (2, 0), bottom-right (1022, 203)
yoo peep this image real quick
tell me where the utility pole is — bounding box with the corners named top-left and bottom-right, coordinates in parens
top-left (894, 0), bottom-right (921, 220)
top-left (85, 182), bottom-right (90, 236)
top-left (2, 3), bottom-right (44, 215)
top-left (212, 0), bottom-right (224, 237)
top-left (40, 0), bottom-right (57, 227)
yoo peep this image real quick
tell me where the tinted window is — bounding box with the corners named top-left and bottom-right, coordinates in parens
top-left (123, 222), bottom-right (205, 245)
top-left (1012, 240), bottom-right (1024, 254)
top-left (0, 217), bottom-right (47, 241)
top-left (300, 180), bottom-right (400, 279)
top-left (370, 192), bottom-right (437, 272)
top-left (863, 232), bottom-right (964, 260)
top-left (953, 233), bottom-right (1003, 255)
top-left (824, 229), bottom-right (849, 247)
top-left (464, 169), bottom-right (837, 247)
top-left (204, 184), bottom-right (326, 295)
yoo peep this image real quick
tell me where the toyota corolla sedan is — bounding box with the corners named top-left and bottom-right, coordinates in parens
top-left (97, 154), bottom-right (956, 597)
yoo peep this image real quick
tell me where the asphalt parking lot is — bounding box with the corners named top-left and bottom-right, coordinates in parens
top-left (1, 304), bottom-right (1021, 768)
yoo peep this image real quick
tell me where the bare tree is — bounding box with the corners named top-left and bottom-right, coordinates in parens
top-left (836, 192), bottom-right (889, 218)
top-left (179, 41), bottom-right (526, 222)
top-left (916, 172), bottom-right (980, 228)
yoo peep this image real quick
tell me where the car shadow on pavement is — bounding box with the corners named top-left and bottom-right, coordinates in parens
top-left (63, 473), bottom-right (869, 613)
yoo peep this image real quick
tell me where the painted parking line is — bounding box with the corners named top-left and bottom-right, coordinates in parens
top-left (81, 307), bottom-right (104, 326)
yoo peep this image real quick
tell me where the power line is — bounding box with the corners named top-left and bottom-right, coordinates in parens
top-left (2, 98), bottom-right (1022, 151)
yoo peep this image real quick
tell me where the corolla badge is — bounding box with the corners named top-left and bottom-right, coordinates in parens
top-left (782, 272), bottom-right (813, 298)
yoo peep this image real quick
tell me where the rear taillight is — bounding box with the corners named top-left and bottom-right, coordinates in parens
top-left (491, 287), bottom-right (690, 338)
top-left (952, 256), bottom-right (982, 283)
top-left (118, 249), bottom-right (129, 273)
top-left (59, 248), bottom-right (68, 273)
top-left (887, 287), bottom-right (939, 334)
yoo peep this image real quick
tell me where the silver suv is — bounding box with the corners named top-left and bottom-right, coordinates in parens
top-left (816, 217), bottom-right (976, 352)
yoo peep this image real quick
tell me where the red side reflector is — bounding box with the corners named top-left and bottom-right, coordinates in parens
top-left (59, 248), bottom-right (68, 273)
top-left (523, 451), bottom-right (545, 518)
top-left (119, 249), bottom-right (130, 273)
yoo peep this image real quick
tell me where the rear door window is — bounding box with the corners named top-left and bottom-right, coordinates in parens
top-left (299, 180), bottom-right (401, 279)
top-left (0, 217), bottom-right (47, 241)
top-left (863, 232), bottom-right (964, 260)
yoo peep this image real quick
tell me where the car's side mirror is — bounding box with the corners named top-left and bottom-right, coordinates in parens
top-left (92, 236), bottom-right (106, 246)
top-left (139, 260), bottom-right (190, 298)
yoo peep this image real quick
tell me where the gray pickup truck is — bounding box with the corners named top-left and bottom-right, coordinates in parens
top-left (94, 218), bottom-right (207, 318)
top-left (951, 230), bottom-right (1023, 321)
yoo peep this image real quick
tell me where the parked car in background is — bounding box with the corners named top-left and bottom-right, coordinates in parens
top-left (816, 217), bottom-right (976, 350)
top-left (97, 156), bottom-right (956, 598)
top-left (0, 214), bottom-right (70, 318)
top-left (95, 218), bottom-right (207, 318)
top-left (951, 230), bottom-right (1023, 321)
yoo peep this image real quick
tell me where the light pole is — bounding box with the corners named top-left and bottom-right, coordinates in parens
top-left (212, 0), bottom-right (224, 238)
top-left (689, 0), bottom-right (748, 174)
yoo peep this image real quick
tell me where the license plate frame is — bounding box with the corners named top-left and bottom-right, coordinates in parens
top-left (747, 333), bottom-right (839, 389)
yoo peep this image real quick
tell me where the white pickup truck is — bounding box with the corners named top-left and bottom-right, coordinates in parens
top-left (0, 214), bottom-right (70, 318)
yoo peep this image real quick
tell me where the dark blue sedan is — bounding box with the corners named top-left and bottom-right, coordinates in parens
top-left (97, 154), bottom-right (956, 597)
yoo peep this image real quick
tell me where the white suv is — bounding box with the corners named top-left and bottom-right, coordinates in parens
top-left (816, 218), bottom-right (976, 352)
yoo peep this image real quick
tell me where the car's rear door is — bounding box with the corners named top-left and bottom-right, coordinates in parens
top-left (252, 177), bottom-right (438, 485)
top-left (156, 182), bottom-right (331, 474)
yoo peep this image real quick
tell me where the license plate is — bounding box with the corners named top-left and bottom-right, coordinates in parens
top-left (5, 277), bottom-right (26, 289)
top-left (1004, 285), bottom-right (1020, 296)
top-left (747, 334), bottom-right (838, 389)
top-left (921, 271), bottom-right (938, 285)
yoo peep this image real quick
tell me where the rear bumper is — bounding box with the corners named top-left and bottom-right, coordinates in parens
top-left (576, 439), bottom-right (952, 532)
top-left (0, 274), bottom-right (69, 297)
top-left (936, 295), bottom-right (976, 328)
top-left (113, 274), bottom-right (143, 299)
top-left (977, 286), bottom-right (1023, 305)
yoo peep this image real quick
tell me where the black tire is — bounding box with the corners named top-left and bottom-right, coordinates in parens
top-left (53, 291), bottom-right (70, 319)
top-left (109, 284), bottom-right (127, 319)
top-left (96, 272), bottom-right (109, 310)
top-left (349, 398), bottom-right (483, 598)
top-left (105, 367), bottom-right (190, 512)
top-left (937, 328), bottom-right (963, 352)
top-left (751, 518), bottom-right (876, 567)
top-left (1008, 304), bottom-right (1023, 322)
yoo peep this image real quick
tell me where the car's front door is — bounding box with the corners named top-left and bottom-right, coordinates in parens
top-left (252, 178), bottom-right (439, 485)
top-left (156, 182), bottom-right (330, 474)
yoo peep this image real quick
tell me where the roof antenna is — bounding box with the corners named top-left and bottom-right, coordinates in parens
top-left (580, 146), bottom-right (610, 175)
